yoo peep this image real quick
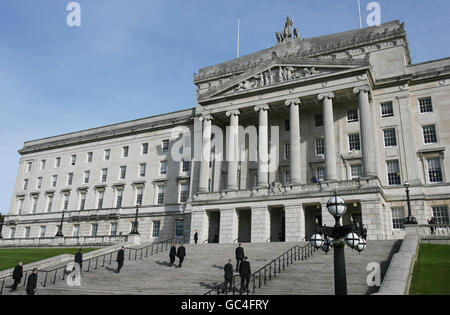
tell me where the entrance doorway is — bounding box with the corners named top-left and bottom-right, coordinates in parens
top-left (206, 210), bottom-right (220, 243)
top-left (343, 202), bottom-right (363, 227)
top-left (237, 209), bottom-right (251, 243)
top-left (304, 205), bottom-right (322, 240)
top-left (270, 207), bottom-right (285, 242)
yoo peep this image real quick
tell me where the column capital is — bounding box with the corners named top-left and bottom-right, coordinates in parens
top-left (226, 109), bottom-right (240, 117)
top-left (198, 115), bottom-right (213, 122)
top-left (318, 92), bottom-right (335, 101)
top-left (254, 104), bottom-right (270, 112)
top-left (353, 85), bottom-right (371, 94)
top-left (285, 98), bottom-right (301, 107)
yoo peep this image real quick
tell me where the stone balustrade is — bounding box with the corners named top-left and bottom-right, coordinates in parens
top-left (0, 235), bottom-right (128, 248)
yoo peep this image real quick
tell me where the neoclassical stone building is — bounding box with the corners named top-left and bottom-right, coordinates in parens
top-left (2, 20), bottom-right (450, 244)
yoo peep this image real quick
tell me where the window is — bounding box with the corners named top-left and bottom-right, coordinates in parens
top-left (55, 157), bottom-right (61, 168)
top-left (157, 185), bottom-right (165, 205)
top-left (284, 171), bottom-right (291, 185)
top-left (350, 164), bottom-right (363, 179)
top-left (160, 161), bottom-right (167, 175)
top-left (182, 160), bottom-right (190, 173)
top-left (136, 187), bottom-right (144, 206)
top-left (97, 191), bottom-right (104, 209)
top-left (432, 206), bottom-right (449, 224)
top-left (314, 114), bottom-right (323, 127)
top-left (347, 109), bottom-right (359, 122)
top-left (87, 152), bottom-right (93, 163)
top-left (26, 161), bottom-right (33, 172)
top-left (40, 160), bottom-right (46, 170)
top-left (31, 196), bottom-right (38, 214)
top-left (63, 194), bottom-right (70, 211)
top-left (91, 224), bottom-right (98, 237)
top-left (40, 226), bottom-right (46, 238)
top-left (104, 149), bottom-right (110, 160)
top-left (111, 223), bottom-right (118, 236)
top-left (73, 225), bottom-right (80, 237)
top-left (175, 221), bottom-right (184, 237)
top-left (383, 128), bottom-right (397, 147)
top-left (142, 143), bottom-right (149, 155)
top-left (423, 125), bottom-right (438, 144)
top-left (391, 208), bottom-right (405, 229)
top-left (348, 134), bottom-right (361, 151)
top-left (122, 146), bottom-right (129, 158)
top-left (46, 195), bottom-right (53, 213)
top-left (139, 163), bottom-right (146, 177)
top-left (101, 168), bottom-right (108, 182)
top-left (116, 189), bottom-right (123, 208)
top-left (316, 168), bottom-right (325, 181)
top-left (162, 140), bottom-right (169, 152)
top-left (17, 198), bottom-right (24, 214)
top-left (51, 175), bottom-right (57, 187)
top-left (24, 227), bottom-right (31, 239)
top-left (10, 227), bottom-right (16, 239)
top-left (37, 177), bottom-right (42, 189)
top-left (381, 102), bottom-right (394, 117)
top-left (427, 158), bottom-right (443, 183)
top-left (180, 183), bottom-right (189, 203)
top-left (71, 155), bottom-right (77, 166)
top-left (284, 143), bottom-right (290, 159)
top-left (152, 221), bottom-right (160, 237)
top-left (315, 138), bottom-right (324, 155)
top-left (120, 166), bottom-right (127, 180)
top-left (285, 120), bottom-right (290, 131)
top-left (84, 171), bottom-right (90, 184)
top-left (67, 173), bottom-right (73, 186)
top-left (387, 160), bottom-right (401, 185)
top-left (79, 192), bottom-right (86, 210)
top-left (23, 179), bottom-right (29, 190)
top-left (419, 97), bottom-right (433, 113)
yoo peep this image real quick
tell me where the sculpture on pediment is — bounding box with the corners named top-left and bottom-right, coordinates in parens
top-left (276, 32), bottom-right (283, 43)
top-left (293, 28), bottom-right (301, 39)
top-left (270, 182), bottom-right (283, 195)
top-left (284, 16), bottom-right (294, 39)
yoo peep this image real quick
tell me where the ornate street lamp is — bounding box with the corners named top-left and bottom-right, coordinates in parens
top-left (130, 204), bottom-right (140, 235)
top-left (310, 192), bottom-right (366, 295)
top-left (403, 181), bottom-right (417, 225)
top-left (0, 214), bottom-right (4, 239)
top-left (55, 211), bottom-right (65, 237)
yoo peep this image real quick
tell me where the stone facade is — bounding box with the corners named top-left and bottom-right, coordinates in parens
top-left (2, 20), bottom-right (450, 245)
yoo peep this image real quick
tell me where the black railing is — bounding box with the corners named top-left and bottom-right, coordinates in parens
top-left (205, 242), bottom-right (315, 295)
top-left (0, 236), bottom-right (183, 295)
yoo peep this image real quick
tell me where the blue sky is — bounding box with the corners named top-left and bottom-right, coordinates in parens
top-left (0, 0), bottom-right (449, 214)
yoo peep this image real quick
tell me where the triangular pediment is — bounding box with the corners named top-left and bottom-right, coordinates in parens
top-left (197, 58), bottom-right (369, 102)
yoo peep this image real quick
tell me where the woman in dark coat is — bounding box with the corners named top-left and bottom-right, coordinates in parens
top-left (169, 244), bottom-right (177, 267)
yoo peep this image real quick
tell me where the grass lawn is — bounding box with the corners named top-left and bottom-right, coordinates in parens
top-left (409, 244), bottom-right (450, 295)
top-left (0, 248), bottom-right (99, 271)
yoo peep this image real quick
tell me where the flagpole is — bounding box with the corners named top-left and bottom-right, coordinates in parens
top-left (237, 16), bottom-right (240, 58)
top-left (357, 0), bottom-right (362, 29)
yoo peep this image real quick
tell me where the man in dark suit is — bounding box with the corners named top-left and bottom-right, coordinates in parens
top-left (223, 259), bottom-right (234, 293)
top-left (10, 261), bottom-right (23, 292)
top-left (169, 244), bottom-right (177, 267)
top-left (74, 249), bottom-right (83, 271)
top-left (26, 268), bottom-right (38, 295)
top-left (176, 244), bottom-right (186, 267)
top-left (116, 247), bottom-right (125, 273)
top-left (235, 243), bottom-right (245, 272)
top-left (194, 231), bottom-right (198, 244)
top-left (239, 257), bottom-right (251, 294)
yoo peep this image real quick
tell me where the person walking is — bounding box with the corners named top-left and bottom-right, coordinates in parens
top-left (194, 231), bottom-right (198, 244)
top-left (116, 247), bottom-right (125, 273)
top-left (26, 268), bottom-right (38, 295)
top-left (74, 249), bottom-right (83, 271)
top-left (428, 217), bottom-right (437, 235)
top-left (10, 261), bottom-right (23, 292)
top-left (169, 243), bottom-right (177, 267)
top-left (222, 259), bottom-right (234, 294)
top-left (235, 243), bottom-right (244, 272)
top-left (239, 257), bottom-right (251, 294)
top-left (176, 244), bottom-right (186, 268)
top-left (361, 225), bottom-right (368, 240)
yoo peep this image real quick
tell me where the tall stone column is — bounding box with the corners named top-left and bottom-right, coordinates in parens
top-left (254, 104), bottom-right (270, 187)
top-left (353, 86), bottom-right (376, 177)
top-left (219, 208), bottom-right (238, 243)
top-left (226, 110), bottom-right (240, 190)
top-left (284, 204), bottom-right (305, 242)
top-left (251, 206), bottom-right (270, 243)
top-left (198, 115), bottom-right (213, 193)
top-left (285, 98), bottom-right (301, 184)
top-left (318, 93), bottom-right (337, 181)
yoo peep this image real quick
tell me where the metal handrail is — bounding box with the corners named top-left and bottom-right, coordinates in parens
top-left (0, 236), bottom-right (182, 295)
top-left (204, 242), bottom-right (316, 295)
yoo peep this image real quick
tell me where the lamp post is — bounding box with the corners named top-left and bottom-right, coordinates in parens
top-left (310, 192), bottom-right (366, 295)
top-left (403, 181), bottom-right (417, 225)
top-left (55, 211), bottom-right (65, 237)
top-left (130, 204), bottom-right (140, 235)
top-left (0, 214), bottom-right (4, 239)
